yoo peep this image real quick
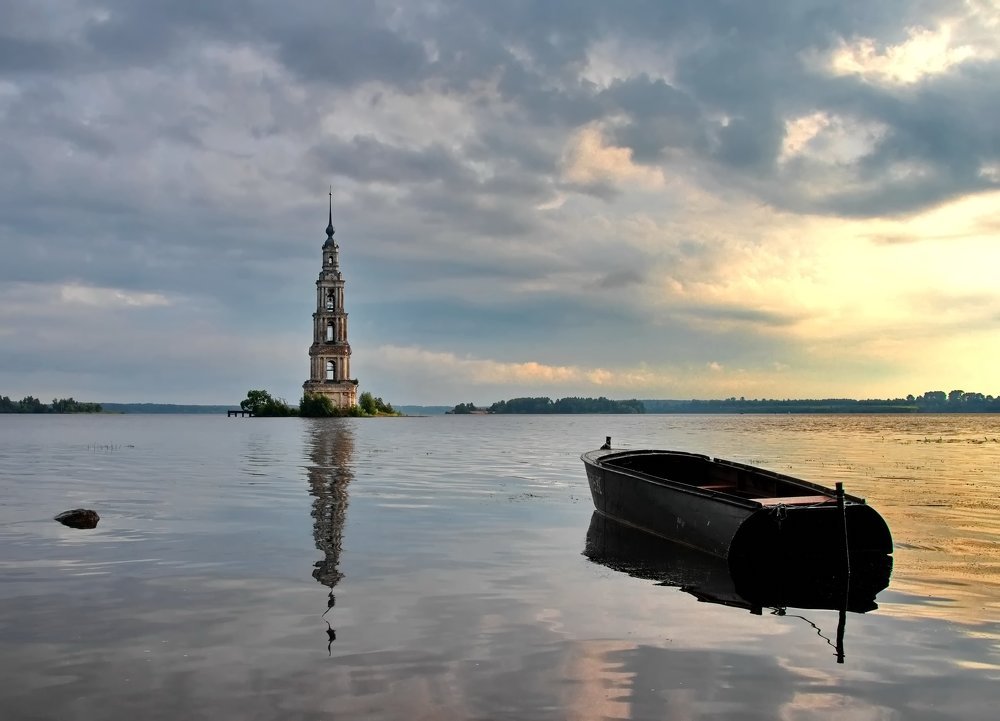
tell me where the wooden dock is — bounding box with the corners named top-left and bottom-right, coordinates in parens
top-left (227, 409), bottom-right (253, 417)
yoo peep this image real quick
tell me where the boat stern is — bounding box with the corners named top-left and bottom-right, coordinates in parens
top-left (729, 502), bottom-right (893, 562)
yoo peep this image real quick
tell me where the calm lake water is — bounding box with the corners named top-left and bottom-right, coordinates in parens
top-left (1, 413), bottom-right (998, 720)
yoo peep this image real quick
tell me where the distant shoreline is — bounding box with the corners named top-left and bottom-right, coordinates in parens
top-left (452, 394), bottom-right (1000, 415)
top-left (4, 399), bottom-right (998, 415)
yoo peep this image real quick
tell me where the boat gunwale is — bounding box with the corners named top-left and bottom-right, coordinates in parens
top-left (581, 448), bottom-right (868, 507)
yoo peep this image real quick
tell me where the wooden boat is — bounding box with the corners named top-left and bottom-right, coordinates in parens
top-left (582, 437), bottom-right (892, 561)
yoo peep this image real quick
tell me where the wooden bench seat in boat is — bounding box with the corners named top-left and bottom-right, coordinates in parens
top-left (752, 495), bottom-right (834, 507)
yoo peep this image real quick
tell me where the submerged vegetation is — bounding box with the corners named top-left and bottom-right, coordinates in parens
top-left (0, 395), bottom-right (103, 413)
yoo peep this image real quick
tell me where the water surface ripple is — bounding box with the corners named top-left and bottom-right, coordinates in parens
top-left (0, 413), bottom-right (997, 720)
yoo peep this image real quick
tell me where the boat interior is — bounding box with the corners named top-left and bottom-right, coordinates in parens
top-left (602, 451), bottom-right (842, 505)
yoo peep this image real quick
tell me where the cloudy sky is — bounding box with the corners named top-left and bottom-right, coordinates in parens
top-left (1, 0), bottom-right (998, 406)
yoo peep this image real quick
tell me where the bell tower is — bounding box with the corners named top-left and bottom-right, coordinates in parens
top-left (303, 191), bottom-right (358, 409)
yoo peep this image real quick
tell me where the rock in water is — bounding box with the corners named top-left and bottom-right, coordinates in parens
top-left (54, 509), bottom-right (100, 529)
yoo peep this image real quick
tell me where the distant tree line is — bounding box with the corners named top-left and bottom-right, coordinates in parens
top-left (485, 397), bottom-right (646, 414)
top-left (0, 395), bottom-right (103, 413)
top-left (641, 390), bottom-right (1000, 414)
top-left (449, 390), bottom-right (1000, 415)
top-left (100, 403), bottom-right (231, 414)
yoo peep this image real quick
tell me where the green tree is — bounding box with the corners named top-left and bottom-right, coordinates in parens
top-left (241, 390), bottom-right (274, 415)
top-left (354, 391), bottom-right (399, 416)
top-left (17, 396), bottom-right (46, 413)
top-left (240, 389), bottom-right (293, 417)
top-left (358, 391), bottom-right (377, 415)
top-left (921, 391), bottom-right (947, 407)
top-left (259, 396), bottom-right (293, 417)
top-left (299, 392), bottom-right (338, 417)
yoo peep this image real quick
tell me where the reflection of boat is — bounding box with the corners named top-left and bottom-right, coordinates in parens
top-left (582, 438), bottom-right (892, 560)
top-left (584, 512), bottom-right (892, 615)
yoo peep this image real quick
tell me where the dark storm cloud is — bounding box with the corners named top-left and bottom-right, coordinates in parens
top-left (432, 1), bottom-right (991, 218)
top-left (2, 0), bottom-right (429, 89)
top-left (88, 0), bottom-right (430, 88)
top-left (5, 0), bottom-right (992, 223)
top-left (548, 0), bottom-right (992, 217)
top-left (812, 173), bottom-right (990, 218)
top-left (314, 135), bottom-right (475, 186)
top-left (267, 17), bottom-right (428, 89)
top-left (465, 126), bottom-right (561, 176)
top-left (422, 0), bottom-right (597, 83)
top-left (3, 0), bottom-right (989, 245)
top-left (597, 269), bottom-right (644, 290)
top-left (411, 186), bottom-right (536, 237)
top-left (602, 75), bottom-right (710, 162)
top-left (310, 133), bottom-right (553, 238)
top-left (0, 35), bottom-right (73, 74)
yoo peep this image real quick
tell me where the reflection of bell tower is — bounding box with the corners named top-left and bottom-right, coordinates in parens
top-left (303, 191), bottom-right (358, 409)
top-left (306, 420), bottom-right (355, 590)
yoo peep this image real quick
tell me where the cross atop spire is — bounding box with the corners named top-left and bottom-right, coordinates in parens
top-left (326, 187), bottom-right (335, 239)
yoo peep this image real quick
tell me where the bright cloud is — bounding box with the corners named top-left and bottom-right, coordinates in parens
top-left (561, 126), bottom-right (665, 190)
top-left (60, 284), bottom-right (171, 308)
top-left (370, 345), bottom-right (660, 389)
top-left (779, 112), bottom-right (887, 165)
top-left (827, 24), bottom-right (980, 85)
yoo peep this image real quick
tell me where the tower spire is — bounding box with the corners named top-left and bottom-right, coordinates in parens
top-left (326, 186), bottom-right (335, 240)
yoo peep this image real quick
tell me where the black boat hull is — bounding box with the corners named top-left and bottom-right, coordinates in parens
top-left (583, 448), bottom-right (892, 559)
top-left (586, 456), bottom-right (749, 557)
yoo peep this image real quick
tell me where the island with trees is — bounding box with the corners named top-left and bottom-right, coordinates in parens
top-left (236, 389), bottom-right (401, 417)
